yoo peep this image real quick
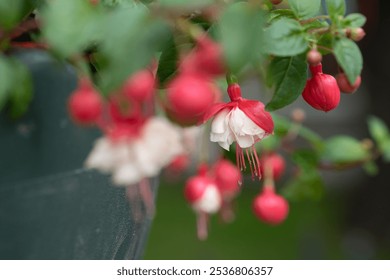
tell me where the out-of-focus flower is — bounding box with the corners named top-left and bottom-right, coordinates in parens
top-left (85, 117), bottom-right (183, 185)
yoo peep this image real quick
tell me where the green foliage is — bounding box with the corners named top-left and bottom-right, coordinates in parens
top-left (289, 0), bottom-right (321, 20)
top-left (0, 0), bottom-right (34, 30)
top-left (158, 0), bottom-right (214, 9)
top-left (333, 38), bottom-right (363, 84)
top-left (343, 13), bottom-right (367, 28)
top-left (0, 56), bottom-right (33, 118)
top-left (266, 55), bottom-right (307, 111)
top-left (41, 0), bottom-right (103, 57)
top-left (156, 35), bottom-right (179, 87)
top-left (321, 136), bottom-right (370, 165)
top-left (98, 6), bottom-right (170, 93)
top-left (218, 2), bottom-right (264, 73)
top-left (368, 116), bottom-right (390, 162)
top-left (268, 9), bottom-right (296, 23)
top-left (325, 0), bottom-right (346, 19)
top-left (264, 18), bottom-right (308, 57)
top-left (282, 149), bottom-right (324, 201)
top-left (7, 58), bottom-right (33, 118)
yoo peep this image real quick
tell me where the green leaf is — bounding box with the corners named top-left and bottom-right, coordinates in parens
top-left (7, 59), bottom-right (33, 118)
top-left (282, 170), bottom-right (324, 202)
top-left (266, 55), bottom-right (307, 111)
top-left (99, 7), bottom-right (170, 93)
top-left (343, 13), bottom-right (367, 28)
top-left (367, 116), bottom-right (390, 162)
top-left (333, 38), bottom-right (363, 84)
top-left (292, 149), bottom-right (320, 171)
top-left (264, 18), bottom-right (308, 57)
top-left (289, 0), bottom-right (321, 20)
top-left (0, 56), bottom-right (13, 110)
top-left (218, 2), bottom-right (265, 73)
top-left (0, 0), bottom-right (34, 30)
top-left (325, 0), bottom-right (346, 18)
top-left (41, 0), bottom-right (103, 57)
top-left (156, 35), bottom-right (178, 87)
top-left (363, 161), bottom-right (379, 176)
top-left (268, 9), bottom-right (296, 23)
top-left (158, 0), bottom-right (213, 9)
top-left (321, 136), bottom-right (370, 164)
top-left (367, 116), bottom-right (390, 144)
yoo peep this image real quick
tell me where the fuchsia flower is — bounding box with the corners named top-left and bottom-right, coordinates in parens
top-left (203, 83), bottom-right (274, 178)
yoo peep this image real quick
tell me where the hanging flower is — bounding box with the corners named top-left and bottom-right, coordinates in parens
top-left (203, 83), bottom-right (274, 178)
top-left (85, 117), bottom-right (184, 185)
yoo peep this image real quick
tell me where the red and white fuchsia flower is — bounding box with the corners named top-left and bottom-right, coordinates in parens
top-left (203, 83), bottom-right (274, 178)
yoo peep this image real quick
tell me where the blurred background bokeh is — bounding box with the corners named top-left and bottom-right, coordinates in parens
top-left (144, 0), bottom-right (390, 260)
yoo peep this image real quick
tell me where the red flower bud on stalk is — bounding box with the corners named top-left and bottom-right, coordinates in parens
top-left (253, 187), bottom-right (289, 225)
top-left (302, 64), bottom-right (340, 112)
top-left (68, 78), bottom-right (103, 125)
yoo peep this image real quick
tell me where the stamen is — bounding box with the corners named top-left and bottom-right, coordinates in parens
top-left (246, 149), bottom-right (254, 180)
top-left (252, 145), bottom-right (262, 180)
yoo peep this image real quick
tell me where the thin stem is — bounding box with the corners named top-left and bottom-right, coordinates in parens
top-left (226, 73), bottom-right (238, 85)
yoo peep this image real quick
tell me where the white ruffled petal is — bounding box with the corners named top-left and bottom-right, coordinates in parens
top-left (85, 137), bottom-right (117, 172)
top-left (235, 134), bottom-right (255, 148)
top-left (211, 109), bottom-right (230, 134)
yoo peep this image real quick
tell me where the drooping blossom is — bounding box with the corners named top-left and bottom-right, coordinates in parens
top-left (203, 83), bottom-right (274, 178)
top-left (85, 117), bottom-right (184, 186)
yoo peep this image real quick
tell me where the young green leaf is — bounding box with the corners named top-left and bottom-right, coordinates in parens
top-left (363, 161), bottom-right (379, 176)
top-left (266, 55), bottom-right (307, 111)
top-left (321, 136), bottom-right (370, 164)
top-left (343, 13), bottom-right (367, 28)
top-left (218, 2), bottom-right (264, 73)
top-left (325, 0), bottom-right (346, 18)
top-left (289, 0), bottom-right (321, 20)
top-left (333, 38), bottom-right (363, 84)
top-left (264, 18), bottom-right (308, 57)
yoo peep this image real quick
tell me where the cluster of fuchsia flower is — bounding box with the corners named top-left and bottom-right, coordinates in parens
top-left (67, 0), bottom-right (365, 239)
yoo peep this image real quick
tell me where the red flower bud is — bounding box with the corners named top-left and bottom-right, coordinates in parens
top-left (350, 28), bottom-right (366, 42)
top-left (336, 73), bottom-right (361, 94)
top-left (166, 74), bottom-right (218, 123)
top-left (214, 159), bottom-right (242, 199)
top-left (123, 69), bottom-right (155, 103)
top-left (306, 49), bottom-right (322, 66)
top-left (252, 188), bottom-right (289, 225)
top-left (68, 78), bottom-right (103, 125)
top-left (302, 64), bottom-right (340, 112)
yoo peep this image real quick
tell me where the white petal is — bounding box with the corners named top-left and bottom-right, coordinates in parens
top-left (85, 137), bottom-right (117, 172)
top-left (192, 185), bottom-right (221, 214)
top-left (211, 109), bottom-right (230, 134)
top-left (235, 134), bottom-right (255, 148)
top-left (113, 162), bottom-right (142, 186)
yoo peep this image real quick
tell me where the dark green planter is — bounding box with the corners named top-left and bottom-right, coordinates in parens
top-left (0, 49), bottom-right (156, 259)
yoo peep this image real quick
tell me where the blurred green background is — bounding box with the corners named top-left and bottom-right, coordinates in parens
top-left (144, 177), bottom-right (390, 259)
